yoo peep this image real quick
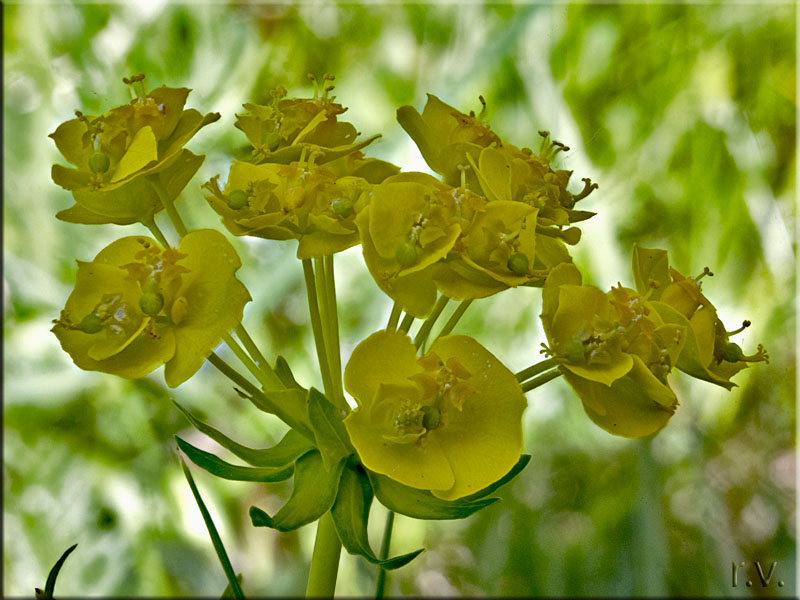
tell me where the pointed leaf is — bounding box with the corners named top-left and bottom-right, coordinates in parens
top-left (307, 388), bottom-right (354, 471)
top-left (221, 574), bottom-right (244, 599)
top-left (367, 470), bottom-right (497, 520)
top-left (275, 355), bottom-right (304, 390)
top-left (179, 456), bottom-right (245, 600)
top-left (176, 436), bottom-right (294, 482)
top-left (249, 451), bottom-right (345, 532)
top-left (37, 543), bottom-right (78, 600)
top-left (174, 401), bottom-right (314, 467)
top-left (332, 465), bottom-right (424, 570)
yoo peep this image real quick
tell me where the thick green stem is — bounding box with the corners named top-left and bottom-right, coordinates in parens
top-left (306, 512), bottom-right (342, 597)
top-left (143, 218), bottom-right (171, 248)
top-left (398, 313), bottom-right (415, 334)
top-left (515, 357), bottom-right (559, 383)
top-left (433, 299), bottom-right (473, 342)
top-left (302, 259), bottom-right (336, 400)
top-left (374, 510), bottom-right (395, 598)
top-left (414, 295), bottom-right (449, 351)
top-left (520, 368), bottom-right (562, 393)
top-left (148, 175), bottom-right (188, 237)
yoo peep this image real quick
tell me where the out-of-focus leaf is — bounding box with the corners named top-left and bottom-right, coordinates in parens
top-left (176, 436), bottom-right (294, 482)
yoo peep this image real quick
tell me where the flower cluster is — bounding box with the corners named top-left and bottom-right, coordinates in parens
top-left (203, 75), bottom-right (399, 258)
top-left (357, 94), bottom-right (599, 317)
top-left (540, 245), bottom-right (768, 438)
top-left (50, 74), bottom-right (219, 226)
top-left (52, 230), bottom-right (250, 388)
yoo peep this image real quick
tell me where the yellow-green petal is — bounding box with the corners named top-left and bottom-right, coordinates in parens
top-left (111, 125), bottom-right (158, 183)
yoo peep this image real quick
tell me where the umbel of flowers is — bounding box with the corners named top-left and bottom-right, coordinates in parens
top-left (48, 75), bottom-right (769, 597)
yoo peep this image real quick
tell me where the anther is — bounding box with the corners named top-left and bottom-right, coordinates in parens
top-left (695, 267), bottom-right (714, 281)
top-left (727, 320), bottom-right (751, 336)
top-left (478, 95), bottom-right (487, 119)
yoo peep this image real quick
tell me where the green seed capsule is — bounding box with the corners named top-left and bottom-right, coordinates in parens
top-left (139, 292), bottom-right (164, 316)
top-left (565, 340), bottom-right (586, 364)
top-left (227, 189), bottom-right (249, 210)
top-left (395, 242), bottom-right (418, 268)
top-left (722, 342), bottom-right (745, 363)
top-left (264, 131), bottom-right (281, 152)
top-left (79, 313), bottom-right (104, 334)
top-left (507, 252), bottom-right (529, 276)
top-left (420, 405), bottom-right (441, 430)
top-left (331, 198), bottom-right (353, 219)
top-left (88, 151), bottom-right (111, 174)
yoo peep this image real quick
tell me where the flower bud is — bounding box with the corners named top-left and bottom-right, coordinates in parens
top-left (88, 151), bottom-right (111, 174)
top-left (395, 242), bottom-right (418, 268)
top-left (507, 252), bottom-right (529, 276)
top-left (139, 291), bottom-right (164, 316)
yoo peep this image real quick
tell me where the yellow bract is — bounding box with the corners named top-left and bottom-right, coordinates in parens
top-left (343, 330), bottom-right (526, 500)
top-left (52, 230), bottom-right (251, 388)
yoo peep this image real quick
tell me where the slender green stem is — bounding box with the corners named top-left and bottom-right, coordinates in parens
top-left (323, 255), bottom-right (344, 405)
top-left (374, 510), bottom-right (395, 598)
top-left (520, 368), bottom-right (562, 393)
top-left (143, 218), bottom-right (171, 248)
top-left (302, 259), bottom-right (335, 398)
top-left (222, 333), bottom-right (276, 391)
top-left (386, 302), bottom-right (402, 331)
top-left (414, 295), bottom-right (449, 351)
top-left (148, 175), bottom-right (188, 237)
top-left (398, 313), bottom-right (415, 334)
top-left (515, 357), bottom-right (559, 383)
top-left (306, 512), bottom-right (342, 597)
top-left (233, 324), bottom-right (282, 390)
top-left (207, 352), bottom-right (261, 398)
top-left (433, 299), bottom-right (473, 342)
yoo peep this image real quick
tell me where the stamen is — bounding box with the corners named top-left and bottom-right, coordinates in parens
top-left (538, 130), bottom-right (550, 155)
top-left (307, 73), bottom-right (319, 98)
top-left (478, 95), bottom-right (487, 119)
top-left (457, 164), bottom-right (469, 190)
top-left (695, 266), bottom-right (714, 282)
top-left (572, 177), bottom-right (599, 202)
top-left (727, 320), bottom-right (751, 336)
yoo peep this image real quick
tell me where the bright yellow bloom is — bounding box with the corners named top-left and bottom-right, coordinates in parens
top-left (541, 263), bottom-right (684, 438)
top-left (52, 230), bottom-right (250, 388)
top-left (632, 245), bottom-right (769, 389)
top-left (343, 330), bottom-right (526, 500)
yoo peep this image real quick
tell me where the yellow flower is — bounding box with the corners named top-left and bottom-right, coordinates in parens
top-left (49, 75), bottom-right (219, 225)
top-left (632, 245), bottom-right (769, 389)
top-left (52, 230), bottom-right (250, 388)
top-left (203, 154), bottom-right (371, 259)
top-left (541, 263), bottom-right (685, 438)
top-left (343, 330), bottom-right (526, 500)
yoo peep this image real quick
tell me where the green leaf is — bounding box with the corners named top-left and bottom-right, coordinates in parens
top-left (174, 401), bottom-right (314, 467)
top-left (176, 436), bottom-right (294, 482)
top-left (332, 465), bottom-right (423, 570)
top-left (35, 543), bottom-right (78, 600)
top-left (367, 470), bottom-right (497, 520)
top-left (460, 454), bottom-right (531, 502)
top-left (307, 388), bottom-right (354, 471)
top-left (249, 450), bottom-right (345, 532)
top-left (274, 355), bottom-right (304, 390)
top-left (179, 456), bottom-right (245, 600)
top-left (221, 574), bottom-right (244, 598)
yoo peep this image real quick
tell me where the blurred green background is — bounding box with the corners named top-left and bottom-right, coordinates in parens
top-left (3, 1), bottom-right (795, 597)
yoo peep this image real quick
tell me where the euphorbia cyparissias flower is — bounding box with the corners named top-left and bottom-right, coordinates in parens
top-left (203, 156), bottom-right (372, 259)
top-left (631, 245), bottom-right (769, 390)
top-left (52, 230), bottom-right (250, 388)
top-left (343, 330), bottom-right (526, 500)
top-left (541, 263), bottom-right (686, 438)
top-left (49, 75), bottom-right (219, 225)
